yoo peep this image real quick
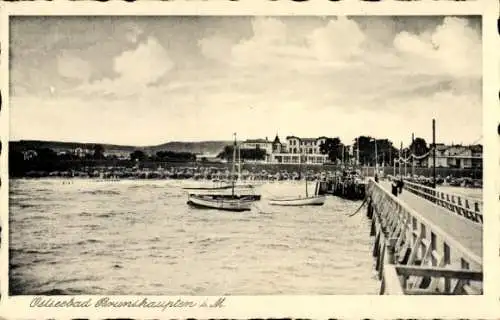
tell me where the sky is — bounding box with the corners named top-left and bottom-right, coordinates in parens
top-left (10, 15), bottom-right (482, 147)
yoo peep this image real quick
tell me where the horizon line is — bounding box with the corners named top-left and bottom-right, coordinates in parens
top-left (9, 135), bottom-right (483, 148)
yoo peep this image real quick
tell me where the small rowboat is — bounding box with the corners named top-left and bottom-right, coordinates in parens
top-left (187, 194), bottom-right (254, 212)
top-left (269, 195), bottom-right (326, 206)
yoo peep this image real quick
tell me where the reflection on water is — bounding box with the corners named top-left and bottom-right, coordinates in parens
top-left (10, 178), bottom-right (380, 295)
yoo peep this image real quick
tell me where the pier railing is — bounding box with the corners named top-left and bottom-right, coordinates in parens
top-left (366, 179), bottom-right (482, 295)
top-left (399, 179), bottom-right (483, 225)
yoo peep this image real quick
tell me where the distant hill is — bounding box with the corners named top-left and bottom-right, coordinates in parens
top-left (10, 140), bottom-right (231, 155)
top-left (143, 141), bottom-right (232, 155)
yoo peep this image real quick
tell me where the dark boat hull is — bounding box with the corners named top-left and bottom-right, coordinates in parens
top-left (187, 194), bottom-right (256, 212)
top-left (189, 194), bottom-right (260, 201)
top-left (187, 200), bottom-right (251, 212)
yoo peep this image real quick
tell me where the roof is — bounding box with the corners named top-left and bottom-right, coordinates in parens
top-left (285, 136), bottom-right (325, 141)
top-left (435, 144), bottom-right (448, 151)
top-left (244, 139), bottom-right (269, 143)
top-left (470, 144), bottom-right (483, 152)
top-left (273, 135), bottom-right (281, 144)
top-left (300, 138), bottom-right (318, 142)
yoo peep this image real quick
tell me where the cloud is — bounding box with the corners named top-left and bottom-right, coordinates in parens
top-left (393, 17), bottom-right (481, 78)
top-left (229, 17), bottom-right (309, 68)
top-left (124, 22), bottom-right (144, 43)
top-left (57, 51), bottom-right (93, 81)
top-left (307, 17), bottom-right (366, 62)
top-left (77, 36), bottom-right (174, 98)
top-left (218, 16), bottom-right (371, 73)
top-left (195, 16), bottom-right (481, 122)
top-left (115, 36), bottom-right (173, 84)
top-left (200, 16), bottom-right (481, 81)
top-left (198, 35), bottom-right (234, 62)
top-left (11, 16), bottom-right (482, 145)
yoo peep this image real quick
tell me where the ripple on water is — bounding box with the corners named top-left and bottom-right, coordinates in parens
top-left (9, 178), bottom-right (380, 295)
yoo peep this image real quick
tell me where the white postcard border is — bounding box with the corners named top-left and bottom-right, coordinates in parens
top-left (0, 1), bottom-right (498, 319)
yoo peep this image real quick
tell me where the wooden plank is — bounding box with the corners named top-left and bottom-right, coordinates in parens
top-left (395, 265), bottom-right (483, 281)
top-left (382, 265), bottom-right (404, 295)
top-left (463, 284), bottom-right (482, 295)
top-left (379, 181), bottom-right (482, 261)
top-left (404, 289), bottom-right (447, 295)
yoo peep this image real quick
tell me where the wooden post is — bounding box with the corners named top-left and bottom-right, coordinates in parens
top-left (412, 133), bottom-right (415, 177)
top-left (404, 149), bottom-right (407, 177)
top-left (432, 119), bottom-right (436, 189)
top-left (443, 243), bottom-right (451, 293)
top-left (373, 226), bottom-right (380, 258)
top-left (378, 234), bottom-right (386, 280)
top-left (387, 237), bottom-right (397, 264)
top-left (399, 142), bottom-right (402, 176)
top-left (370, 215), bottom-right (376, 236)
top-left (356, 138), bottom-right (359, 166)
top-left (367, 198), bottom-right (373, 219)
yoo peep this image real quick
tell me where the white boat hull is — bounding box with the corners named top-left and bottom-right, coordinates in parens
top-left (187, 194), bottom-right (254, 212)
top-left (269, 195), bottom-right (326, 206)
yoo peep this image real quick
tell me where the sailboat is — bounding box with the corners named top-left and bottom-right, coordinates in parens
top-left (186, 133), bottom-right (260, 211)
top-left (268, 152), bottom-right (326, 206)
top-left (183, 138), bottom-right (260, 200)
top-left (182, 141), bottom-right (261, 201)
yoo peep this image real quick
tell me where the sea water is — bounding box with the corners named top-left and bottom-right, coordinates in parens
top-left (10, 178), bottom-right (380, 295)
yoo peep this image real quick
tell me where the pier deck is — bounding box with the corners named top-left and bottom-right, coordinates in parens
top-left (366, 178), bottom-right (483, 294)
top-left (378, 181), bottom-right (482, 258)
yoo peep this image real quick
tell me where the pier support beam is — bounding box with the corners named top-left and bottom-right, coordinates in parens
top-left (366, 178), bottom-right (482, 295)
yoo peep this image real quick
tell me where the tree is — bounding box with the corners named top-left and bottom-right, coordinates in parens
top-left (130, 150), bottom-right (146, 161)
top-left (217, 145), bottom-right (266, 161)
top-left (319, 137), bottom-right (343, 162)
top-left (409, 137), bottom-right (429, 156)
top-left (353, 136), bottom-right (374, 165)
top-left (375, 139), bottom-right (398, 166)
top-left (241, 148), bottom-right (266, 160)
top-left (353, 136), bottom-right (398, 166)
top-left (93, 144), bottom-right (105, 160)
top-left (9, 150), bottom-right (26, 177)
top-left (36, 147), bottom-right (58, 160)
top-left (155, 150), bottom-right (196, 162)
top-left (217, 145), bottom-right (234, 161)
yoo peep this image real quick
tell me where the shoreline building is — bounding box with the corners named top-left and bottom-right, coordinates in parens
top-left (241, 135), bottom-right (329, 165)
top-left (415, 144), bottom-right (483, 169)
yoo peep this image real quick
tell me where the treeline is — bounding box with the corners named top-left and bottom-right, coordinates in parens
top-left (130, 150), bottom-right (196, 162)
top-left (318, 136), bottom-right (429, 165)
top-left (8, 144), bottom-right (198, 177)
top-left (217, 145), bottom-right (267, 161)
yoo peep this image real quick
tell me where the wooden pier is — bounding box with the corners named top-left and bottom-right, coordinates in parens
top-left (366, 178), bottom-right (482, 295)
top-left (326, 172), bottom-right (366, 200)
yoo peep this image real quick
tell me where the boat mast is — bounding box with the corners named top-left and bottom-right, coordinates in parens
top-left (238, 140), bottom-right (241, 182)
top-left (232, 133), bottom-right (237, 196)
top-left (302, 147), bottom-right (308, 197)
